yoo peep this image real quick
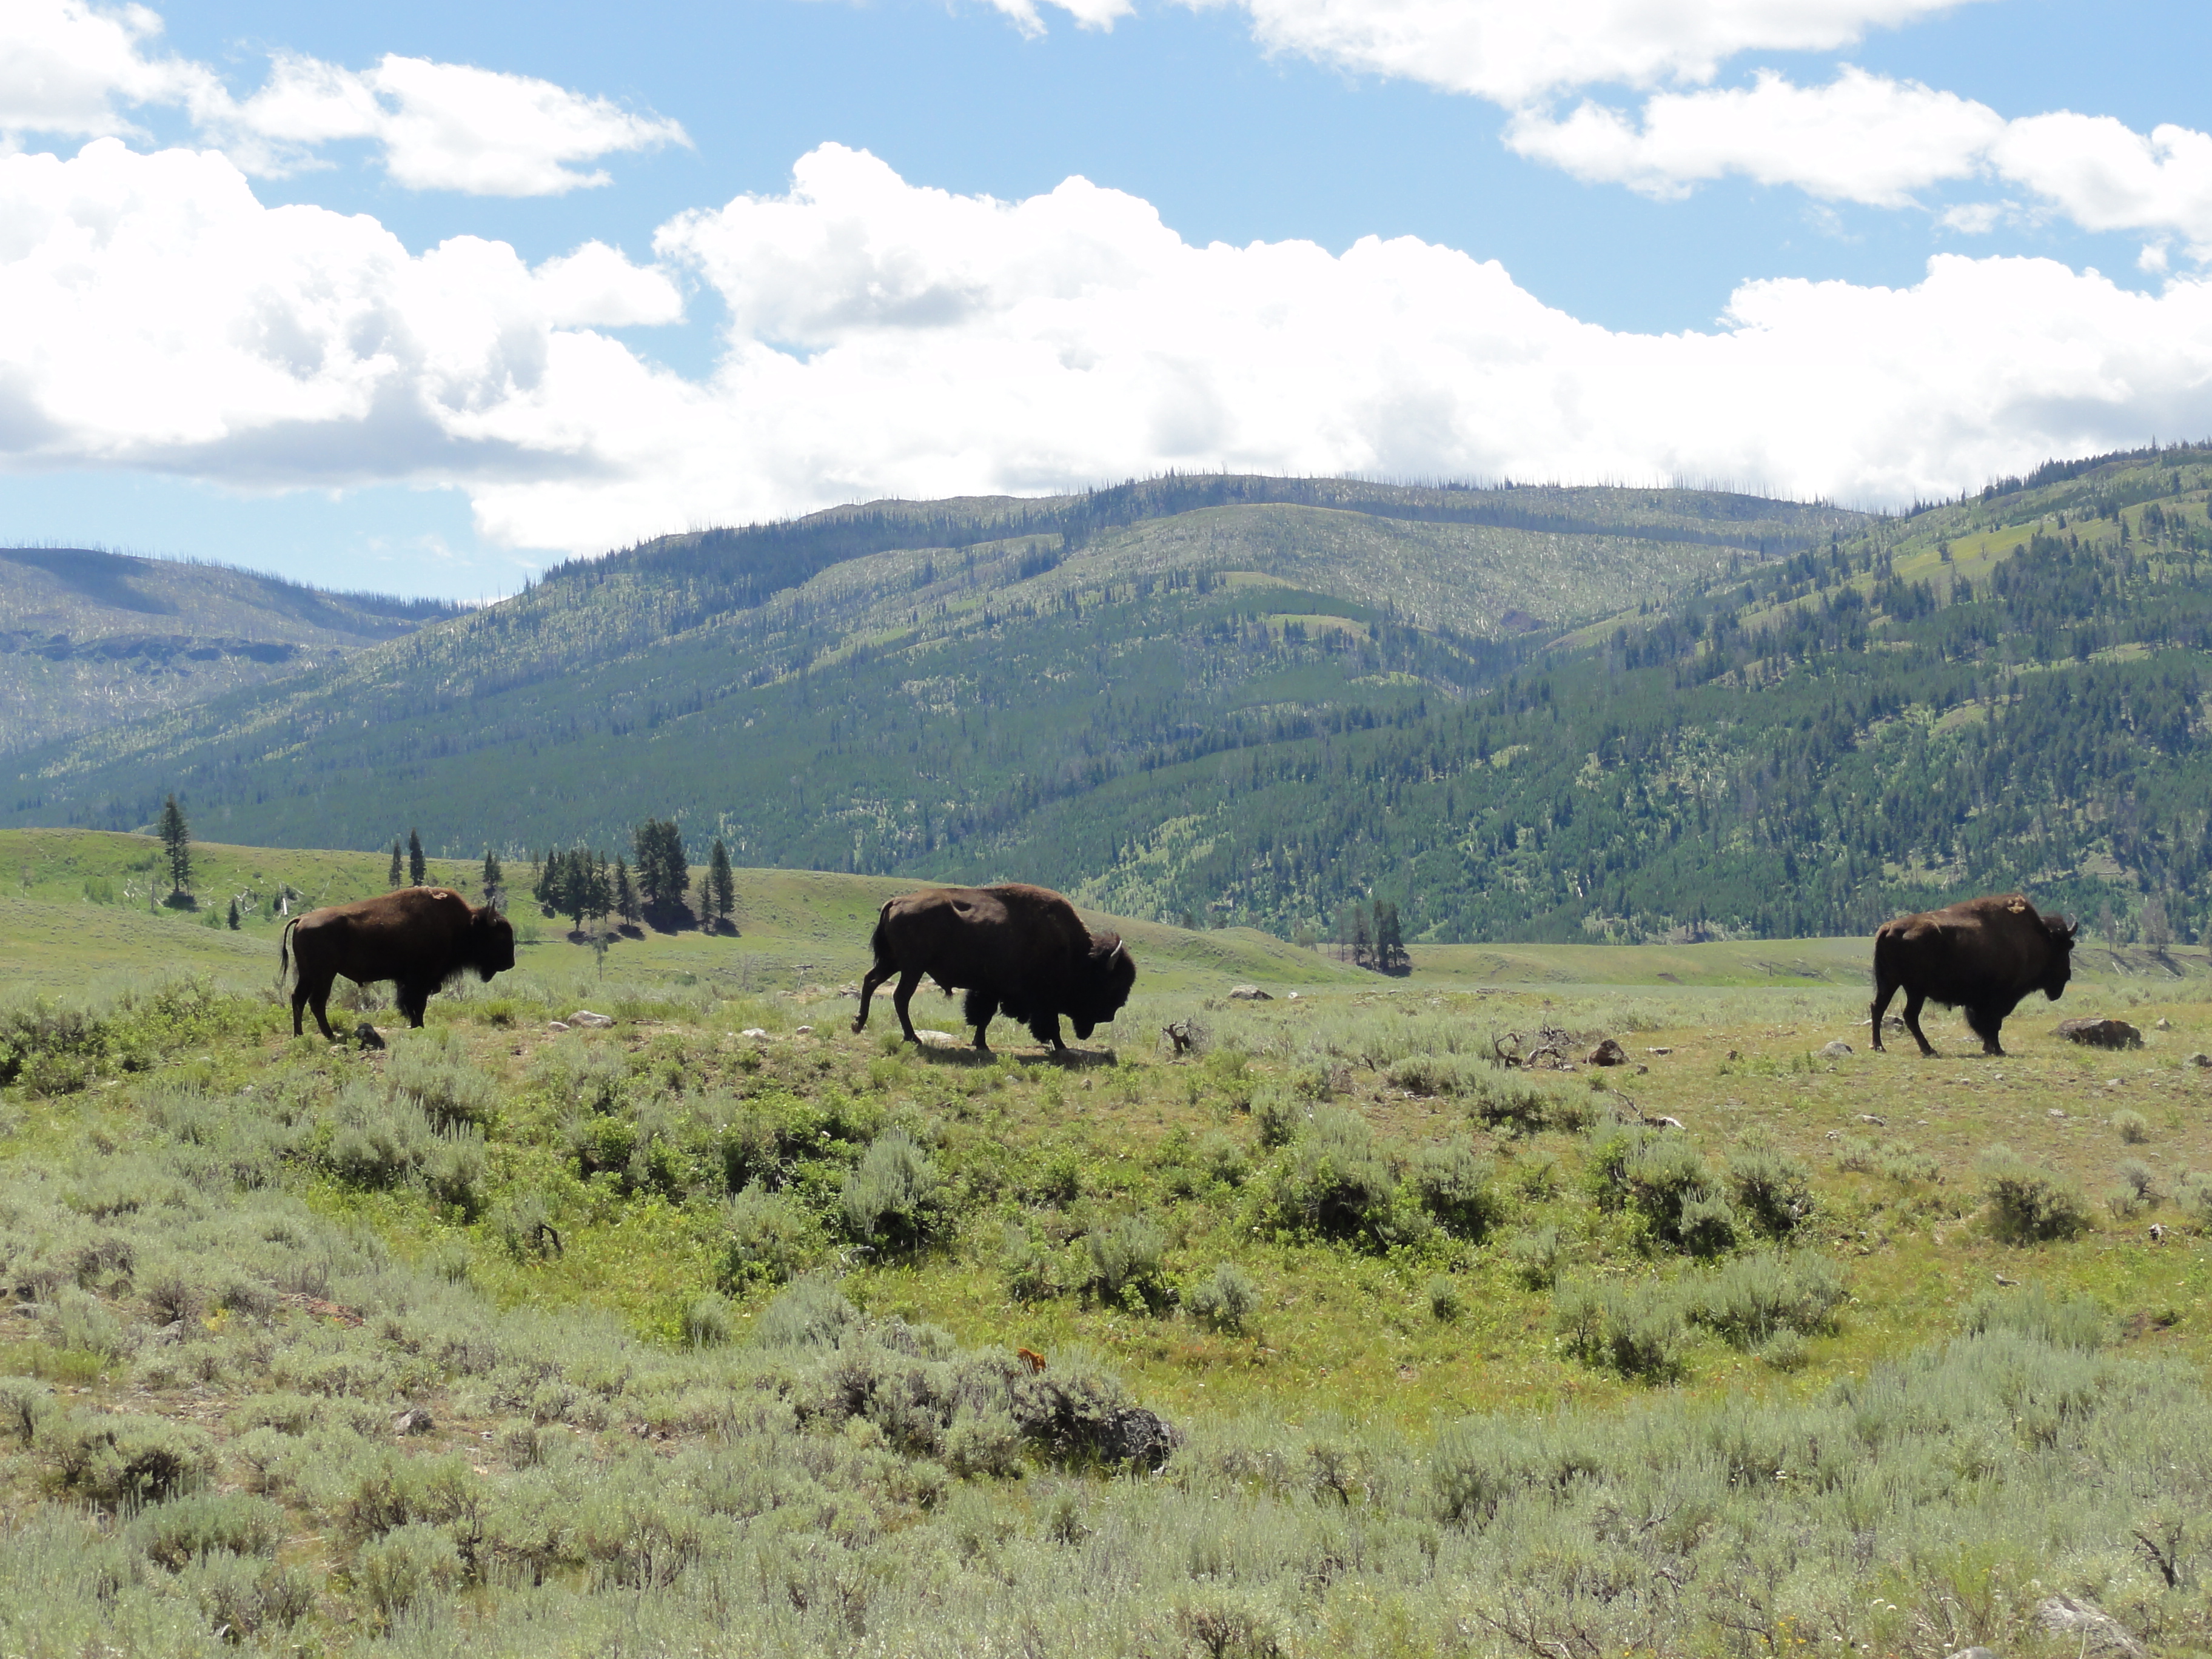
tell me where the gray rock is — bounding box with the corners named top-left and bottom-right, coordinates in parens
top-left (546, 1021), bottom-right (571, 1033)
top-left (2036, 1594), bottom-right (2144, 1658)
top-left (2057, 1017), bottom-right (2144, 1050)
top-left (1818, 1039), bottom-right (1853, 1058)
top-left (565, 1010), bottom-right (615, 1028)
top-left (2190, 1052), bottom-right (2212, 1068)
top-left (392, 1406), bottom-right (435, 1436)
top-left (738, 1027), bottom-right (769, 1039)
top-left (1227, 985), bottom-right (1271, 1001)
top-left (1585, 1038), bottom-right (1628, 1067)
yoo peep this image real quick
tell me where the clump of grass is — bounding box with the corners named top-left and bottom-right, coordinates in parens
top-left (1879, 1142), bottom-right (1941, 1185)
top-left (2113, 1108), bottom-right (2151, 1145)
top-left (1976, 1145), bottom-right (2090, 1242)
top-left (1507, 1225), bottom-right (1564, 1290)
top-left (718, 1182), bottom-right (818, 1289)
top-left (1268, 1106), bottom-right (1401, 1244)
top-left (1726, 1131), bottom-right (1812, 1238)
top-left (999, 1224), bottom-right (1062, 1304)
top-left (840, 1128), bottom-right (942, 1250)
top-left (1427, 1275), bottom-right (1464, 1322)
top-left (1690, 1250), bottom-right (1845, 1349)
top-left (683, 1292), bottom-right (734, 1349)
top-left (1186, 1262), bottom-right (1260, 1332)
top-left (1961, 1283), bottom-right (2108, 1350)
top-left (1553, 1279), bottom-right (1687, 1382)
top-left (1085, 1215), bottom-right (1170, 1311)
top-left (1409, 1136), bottom-right (1504, 1240)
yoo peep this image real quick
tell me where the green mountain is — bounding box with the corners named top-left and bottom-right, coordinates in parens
top-left (8, 454), bottom-right (2211, 947)
top-left (0, 546), bottom-right (459, 753)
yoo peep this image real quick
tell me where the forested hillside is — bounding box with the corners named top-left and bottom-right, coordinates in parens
top-left (7, 452), bottom-right (2211, 947)
top-left (0, 546), bottom-right (458, 752)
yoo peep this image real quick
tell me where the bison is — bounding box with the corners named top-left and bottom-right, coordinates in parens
top-left (851, 883), bottom-right (1136, 1053)
top-left (280, 886), bottom-right (516, 1041)
top-left (1869, 893), bottom-right (2077, 1057)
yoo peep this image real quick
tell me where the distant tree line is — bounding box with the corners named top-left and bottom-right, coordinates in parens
top-left (528, 817), bottom-right (736, 936)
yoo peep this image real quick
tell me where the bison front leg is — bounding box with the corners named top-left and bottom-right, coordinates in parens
top-left (1028, 1013), bottom-right (1065, 1051)
top-left (965, 990), bottom-right (999, 1053)
top-left (1966, 1005), bottom-right (2006, 1057)
top-left (397, 978), bottom-right (433, 1028)
top-left (1900, 990), bottom-right (1937, 1057)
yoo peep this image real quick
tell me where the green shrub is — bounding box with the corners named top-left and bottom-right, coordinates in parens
top-left (2113, 1108), bottom-right (2151, 1145)
top-left (388, 1035), bottom-right (500, 1131)
top-left (1691, 1251), bottom-right (1846, 1349)
top-left (752, 1275), bottom-right (863, 1349)
top-left (944, 1408), bottom-right (1025, 1479)
top-left (355, 1522), bottom-right (459, 1624)
top-left (324, 1094), bottom-right (435, 1191)
top-left (1615, 1136), bottom-right (1738, 1255)
top-left (1832, 1134), bottom-right (1877, 1172)
top-left (422, 1127), bottom-right (489, 1219)
top-left (1977, 1145), bottom-right (2091, 1242)
top-left (1187, 1262), bottom-right (1259, 1331)
top-left (999, 1223), bottom-right (1062, 1303)
top-left (1270, 1106), bottom-right (1399, 1242)
top-left (132, 1493), bottom-right (283, 1570)
top-left (1251, 1088), bottom-right (1304, 1148)
top-left (1879, 1142), bottom-right (1942, 1184)
top-left (2117, 1158), bottom-right (2156, 1199)
top-left (1758, 1330), bottom-right (1809, 1370)
top-left (1726, 1133), bottom-right (1812, 1238)
top-left (1427, 1275), bottom-right (1463, 1322)
top-left (184, 1554), bottom-right (315, 1639)
top-left (1554, 1280), bottom-right (1687, 1381)
top-left (683, 1292), bottom-right (734, 1349)
top-left (1469, 1073), bottom-right (1590, 1137)
top-left (1961, 1284), bottom-right (2108, 1350)
top-left (1085, 1215), bottom-right (1170, 1310)
top-left (840, 1128), bottom-right (942, 1249)
top-left (48, 1411), bottom-right (213, 1506)
top-left (718, 1182), bottom-right (818, 1289)
top-left (1387, 1053), bottom-right (1481, 1098)
top-left (2178, 1170), bottom-right (2212, 1224)
top-left (1507, 1225), bottom-right (1564, 1290)
top-left (1409, 1137), bottom-right (1504, 1239)
top-left (1194, 1130), bottom-right (1248, 1188)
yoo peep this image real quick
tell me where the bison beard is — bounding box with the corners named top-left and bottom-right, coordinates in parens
top-left (852, 883), bottom-right (1136, 1053)
top-left (1869, 893), bottom-right (2077, 1057)
top-left (280, 887), bottom-right (516, 1041)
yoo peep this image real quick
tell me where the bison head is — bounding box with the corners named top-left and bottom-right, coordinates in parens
top-left (471, 905), bottom-right (517, 979)
top-left (2040, 913), bottom-right (2077, 1000)
top-left (1070, 935), bottom-right (1137, 1040)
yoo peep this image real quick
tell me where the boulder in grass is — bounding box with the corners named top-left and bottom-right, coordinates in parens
top-left (2036, 1595), bottom-right (2145, 1659)
top-left (1818, 1039), bottom-right (1853, 1059)
top-left (2057, 1017), bottom-right (2143, 1050)
top-left (1585, 1038), bottom-right (1627, 1067)
top-left (546, 1021), bottom-right (571, 1033)
top-left (1228, 985), bottom-right (1271, 1001)
top-left (565, 1010), bottom-right (615, 1028)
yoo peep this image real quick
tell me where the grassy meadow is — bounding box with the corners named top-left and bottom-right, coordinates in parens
top-left (5, 831), bottom-right (2212, 1655)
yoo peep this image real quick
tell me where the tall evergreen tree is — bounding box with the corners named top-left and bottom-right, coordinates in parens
top-left (1373, 901), bottom-right (1409, 975)
top-left (387, 840), bottom-right (403, 888)
top-left (157, 794), bottom-right (191, 897)
top-left (708, 839), bottom-right (736, 931)
top-left (632, 817), bottom-right (688, 920)
top-left (614, 857), bottom-right (640, 926)
top-left (1349, 903), bottom-right (1373, 971)
top-left (407, 828), bottom-right (426, 886)
top-left (226, 897), bottom-right (240, 931)
top-left (481, 850), bottom-right (504, 910)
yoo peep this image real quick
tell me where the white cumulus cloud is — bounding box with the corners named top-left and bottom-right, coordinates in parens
top-left (1505, 70), bottom-right (2212, 250)
top-left (0, 3), bottom-right (684, 195)
top-left (5, 141), bottom-right (2212, 558)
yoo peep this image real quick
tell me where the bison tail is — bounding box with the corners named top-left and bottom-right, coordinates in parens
top-left (277, 917), bottom-right (298, 990)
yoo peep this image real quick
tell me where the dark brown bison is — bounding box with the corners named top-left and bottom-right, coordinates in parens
top-left (1870, 893), bottom-right (2077, 1057)
top-left (851, 883), bottom-right (1136, 1053)
top-left (280, 887), bottom-right (516, 1041)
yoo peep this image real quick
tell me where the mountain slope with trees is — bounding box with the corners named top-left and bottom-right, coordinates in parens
top-left (8, 451), bottom-right (2212, 945)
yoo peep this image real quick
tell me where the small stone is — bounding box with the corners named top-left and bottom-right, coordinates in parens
top-left (1285, 991), bottom-right (1302, 1000)
top-left (914, 1029), bottom-right (963, 1047)
top-left (2156, 1017), bottom-right (2171, 1030)
top-left (150, 1319), bottom-right (185, 1347)
top-left (2191, 1053), bottom-right (2211, 1068)
top-left (2049, 1108), bottom-right (2068, 1118)
top-left (794, 1025), bottom-right (814, 1035)
top-left (2057, 1017), bottom-right (2143, 1050)
top-left (1585, 1038), bottom-right (1628, 1067)
top-left (1818, 1039), bottom-right (1852, 1058)
top-left (546, 1021), bottom-right (571, 1033)
top-left (1644, 1046), bottom-right (1672, 1056)
top-left (1644, 1114), bottom-right (1684, 1130)
top-left (1227, 985), bottom-right (1271, 1000)
top-left (739, 1027), bottom-right (769, 1039)
top-left (1857, 1113), bottom-right (1886, 1125)
top-left (392, 1406), bottom-right (434, 1436)
top-left (566, 1010), bottom-right (615, 1028)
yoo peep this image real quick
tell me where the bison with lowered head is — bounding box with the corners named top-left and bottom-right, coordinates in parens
top-left (852, 883), bottom-right (1136, 1053)
top-left (281, 887), bottom-right (516, 1041)
top-left (1870, 893), bottom-right (2077, 1057)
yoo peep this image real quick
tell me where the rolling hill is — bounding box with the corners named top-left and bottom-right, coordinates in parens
top-left (0, 546), bottom-right (460, 753)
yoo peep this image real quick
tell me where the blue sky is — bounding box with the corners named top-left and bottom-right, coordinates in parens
top-left (4, 0), bottom-right (2211, 598)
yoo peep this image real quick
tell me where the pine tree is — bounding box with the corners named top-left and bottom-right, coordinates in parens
top-left (226, 897), bottom-right (240, 931)
top-left (481, 850), bottom-right (504, 910)
top-left (156, 794), bottom-right (191, 898)
top-left (387, 840), bottom-right (403, 888)
top-left (708, 839), bottom-right (735, 931)
top-left (632, 817), bottom-right (688, 922)
top-left (1349, 903), bottom-right (1373, 971)
top-left (407, 828), bottom-right (426, 886)
top-left (1373, 901), bottom-right (1409, 975)
top-left (614, 857), bottom-right (640, 926)
top-left (585, 854), bottom-right (612, 926)
top-left (532, 850), bottom-right (555, 916)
